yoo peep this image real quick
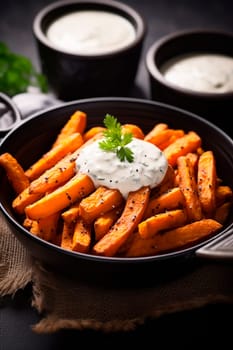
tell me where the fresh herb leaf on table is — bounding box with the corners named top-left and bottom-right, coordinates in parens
top-left (0, 42), bottom-right (48, 96)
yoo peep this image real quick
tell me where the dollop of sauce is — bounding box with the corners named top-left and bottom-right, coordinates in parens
top-left (46, 10), bottom-right (136, 55)
top-left (160, 53), bottom-right (233, 93)
top-left (76, 138), bottom-right (168, 199)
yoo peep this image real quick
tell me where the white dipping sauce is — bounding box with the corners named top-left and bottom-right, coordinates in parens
top-left (46, 10), bottom-right (136, 55)
top-left (76, 138), bottom-right (168, 199)
top-left (160, 53), bottom-right (233, 93)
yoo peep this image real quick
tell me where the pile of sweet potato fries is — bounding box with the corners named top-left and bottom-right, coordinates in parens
top-left (0, 110), bottom-right (232, 257)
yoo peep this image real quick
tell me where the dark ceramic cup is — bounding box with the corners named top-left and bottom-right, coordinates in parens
top-left (33, 0), bottom-right (146, 101)
top-left (146, 29), bottom-right (233, 135)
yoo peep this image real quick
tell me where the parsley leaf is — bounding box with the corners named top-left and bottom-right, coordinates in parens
top-left (99, 114), bottom-right (134, 162)
top-left (0, 42), bottom-right (48, 96)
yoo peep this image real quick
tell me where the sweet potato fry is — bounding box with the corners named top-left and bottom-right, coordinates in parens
top-left (25, 132), bottom-right (83, 181)
top-left (139, 209), bottom-right (187, 239)
top-left (144, 123), bottom-right (168, 143)
top-left (177, 155), bottom-right (203, 221)
top-left (197, 150), bottom-right (217, 217)
top-left (12, 187), bottom-right (44, 215)
top-left (60, 221), bottom-right (74, 251)
top-left (163, 131), bottom-right (202, 167)
top-left (145, 129), bottom-right (184, 149)
top-left (52, 110), bottom-right (87, 147)
top-left (143, 187), bottom-right (185, 219)
top-left (83, 126), bottom-right (105, 142)
top-left (0, 152), bottom-right (29, 194)
top-left (214, 201), bottom-right (232, 224)
top-left (33, 212), bottom-right (61, 243)
top-left (151, 164), bottom-right (175, 197)
top-left (25, 173), bottom-right (95, 220)
top-left (121, 124), bottom-right (145, 139)
top-left (157, 130), bottom-right (185, 150)
top-left (72, 217), bottom-right (92, 253)
top-left (94, 205), bottom-right (124, 241)
top-left (126, 219), bottom-right (223, 257)
top-left (28, 152), bottom-right (78, 195)
top-left (61, 202), bottom-right (80, 224)
top-left (92, 186), bottom-right (150, 257)
top-left (79, 186), bottom-right (124, 223)
top-left (216, 185), bottom-right (233, 206)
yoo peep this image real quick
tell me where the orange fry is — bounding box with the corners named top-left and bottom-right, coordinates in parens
top-left (25, 173), bottom-right (95, 220)
top-left (143, 187), bottom-right (185, 219)
top-left (72, 217), bottom-right (92, 253)
top-left (92, 186), bottom-right (150, 257)
top-left (197, 150), bottom-right (217, 217)
top-left (25, 132), bottom-right (83, 181)
top-left (0, 152), bottom-right (29, 194)
top-left (144, 123), bottom-right (168, 143)
top-left (94, 205), bottom-right (124, 241)
top-left (138, 209), bottom-right (187, 239)
top-left (163, 131), bottom-right (202, 167)
top-left (52, 110), bottom-right (87, 147)
top-left (126, 219), bottom-right (222, 257)
top-left (79, 186), bottom-right (124, 224)
top-left (177, 155), bottom-right (203, 221)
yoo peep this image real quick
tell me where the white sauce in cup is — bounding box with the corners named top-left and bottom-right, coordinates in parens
top-left (46, 10), bottom-right (136, 55)
top-left (160, 53), bottom-right (233, 93)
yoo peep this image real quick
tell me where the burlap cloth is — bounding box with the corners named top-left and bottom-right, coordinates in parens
top-left (1, 211), bottom-right (233, 334)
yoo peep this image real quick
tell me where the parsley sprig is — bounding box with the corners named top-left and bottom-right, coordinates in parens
top-left (99, 114), bottom-right (134, 163)
top-left (0, 41), bottom-right (48, 96)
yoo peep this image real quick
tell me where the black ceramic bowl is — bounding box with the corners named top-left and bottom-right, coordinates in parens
top-left (146, 29), bottom-right (233, 135)
top-left (33, 0), bottom-right (146, 101)
top-left (1, 98), bottom-right (233, 283)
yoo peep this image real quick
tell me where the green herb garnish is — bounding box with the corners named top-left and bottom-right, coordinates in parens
top-left (99, 114), bottom-right (134, 163)
top-left (0, 42), bottom-right (48, 96)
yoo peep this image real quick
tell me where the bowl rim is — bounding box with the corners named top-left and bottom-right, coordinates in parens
top-left (1, 96), bottom-right (233, 265)
top-left (33, 0), bottom-right (147, 59)
top-left (146, 28), bottom-right (233, 100)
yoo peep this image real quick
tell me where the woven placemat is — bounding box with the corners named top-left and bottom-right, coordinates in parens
top-left (1, 211), bottom-right (233, 334)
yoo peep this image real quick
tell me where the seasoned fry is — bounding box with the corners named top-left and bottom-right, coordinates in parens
top-left (139, 209), bottom-right (187, 239)
top-left (60, 221), bottom-right (74, 250)
top-left (144, 123), bottom-right (168, 143)
top-left (216, 185), bottom-right (233, 206)
top-left (92, 186), bottom-right (150, 257)
top-left (158, 130), bottom-right (185, 150)
top-left (143, 187), bottom-right (185, 219)
top-left (25, 132), bottom-right (83, 181)
top-left (145, 128), bottom-right (184, 149)
top-left (72, 217), bottom-right (92, 253)
top-left (12, 187), bottom-right (44, 215)
top-left (126, 219), bottom-right (223, 257)
top-left (61, 202), bottom-right (80, 224)
top-left (177, 155), bottom-right (203, 221)
top-left (32, 212), bottom-right (61, 242)
top-left (94, 205), bottom-right (124, 241)
top-left (79, 186), bottom-right (124, 224)
top-left (163, 131), bottom-right (202, 167)
top-left (121, 123), bottom-right (145, 139)
top-left (25, 173), bottom-right (95, 220)
top-left (151, 164), bottom-right (175, 197)
top-left (214, 202), bottom-right (232, 224)
top-left (197, 150), bottom-right (217, 217)
top-left (0, 152), bottom-right (29, 194)
top-left (52, 110), bottom-right (87, 147)
top-left (83, 126), bottom-right (105, 142)
top-left (28, 152), bottom-right (77, 195)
